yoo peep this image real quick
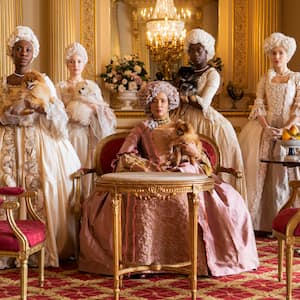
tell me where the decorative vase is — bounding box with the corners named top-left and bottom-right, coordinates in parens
top-left (117, 90), bottom-right (138, 110)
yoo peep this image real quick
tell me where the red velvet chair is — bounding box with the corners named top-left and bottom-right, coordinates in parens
top-left (272, 180), bottom-right (300, 300)
top-left (73, 131), bottom-right (129, 216)
top-left (73, 131), bottom-right (241, 217)
top-left (198, 133), bottom-right (242, 189)
top-left (0, 187), bottom-right (46, 300)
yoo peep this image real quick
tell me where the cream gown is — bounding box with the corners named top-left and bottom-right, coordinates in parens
top-left (171, 67), bottom-right (247, 200)
top-left (56, 79), bottom-right (116, 199)
top-left (239, 69), bottom-right (300, 231)
top-left (0, 75), bottom-right (81, 267)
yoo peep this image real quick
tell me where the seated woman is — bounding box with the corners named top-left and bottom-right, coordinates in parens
top-left (79, 81), bottom-right (259, 277)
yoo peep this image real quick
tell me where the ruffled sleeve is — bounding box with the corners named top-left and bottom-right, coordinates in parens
top-left (39, 75), bottom-right (69, 139)
top-left (195, 68), bottom-right (220, 113)
top-left (248, 75), bottom-right (267, 120)
top-left (289, 73), bottom-right (300, 120)
top-left (88, 80), bottom-right (117, 139)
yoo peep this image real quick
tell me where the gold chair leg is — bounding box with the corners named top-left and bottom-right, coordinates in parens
top-left (113, 192), bottom-right (121, 300)
top-left (21, 258), bottom-right (28, 300)
top-left (39, 247), bottom-right (45, 287)
top-left (286, 243), bottom-right (294, 300)
top-left (278, 239), bottom-right (284, 281)
top-left (188, 191), bottom-right (199, 300)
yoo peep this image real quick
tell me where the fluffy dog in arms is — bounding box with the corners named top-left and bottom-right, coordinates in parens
top-left (21, 70), bottom-right (54, 112)
top-left (169, 119), bottom-right (203, 166)
top-left (66, 80), bottom-right (99, 126)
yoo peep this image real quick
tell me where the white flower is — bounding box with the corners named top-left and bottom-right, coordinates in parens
top-left (124, 70), bottom-right (132, 76)
top-left (112, 77), bottom-right (118, 83)
top-left (118, 85), bottom-right (126, 92)
top-left (134, 65), bottom-right (142, 74)
top-left (124, 55), bottom-right (132, 61)
top-left (122, 78), bottom-right (128, 85)
top-left (128, 81), bottom-right (138, 91)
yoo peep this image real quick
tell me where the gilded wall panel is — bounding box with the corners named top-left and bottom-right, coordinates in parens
top-left (233, 0), bottom-right (248, 89)
top-left (80, 0), bottom-right (96, 80)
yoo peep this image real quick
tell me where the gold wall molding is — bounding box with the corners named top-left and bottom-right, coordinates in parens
top-left (49, 0), bottom-right (76, 82)
top-left (233, 0), bottom-right (248, 89)
top-left (0, 0), bottom-right (22, 77)
top-left (251, 0), bottom-right (280, 87)
top-left (80, 0), bottom-right (96, 81)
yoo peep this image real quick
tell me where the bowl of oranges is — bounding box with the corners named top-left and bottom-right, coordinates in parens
top-left (281, 125), bottom-right (300, 160)
top-left (281, 125), bottom-right (300, 146)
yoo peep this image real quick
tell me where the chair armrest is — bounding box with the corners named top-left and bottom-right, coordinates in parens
top-left (0, 199), bottom-right (20, 210)
top-left (72, 167), bottom-right (96, 179)
top-left (0, 198), bottom-right (30, 248)
top-left (22, 191), bottom-right (44, 223)
top-left (72, 168), bottom-right (96, 220)
top-left (216, 166), bottom-right (242, 178)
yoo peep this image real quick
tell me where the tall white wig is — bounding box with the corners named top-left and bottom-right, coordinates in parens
top-left (138, 81), bottom-right (180, 115)
top-left (65, 42), bottom-right (88, 65)
top-left (264, 32), bottom-right (296, 63)
top-left (185, 28), bottom-right (215, 61)
top-left (7, 26), bottom-right (40, 60)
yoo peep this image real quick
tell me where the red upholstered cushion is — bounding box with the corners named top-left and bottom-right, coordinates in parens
top-left (0, 187), bottom-right (24, 196)
top-left (201, 140), bottom-right (217, 169)
top-left (0, 220), bottom-right (46, 251)
top-left (99, 137), bottom-right (126, 174)
top-left (272, 208), bottom-right (300, 236)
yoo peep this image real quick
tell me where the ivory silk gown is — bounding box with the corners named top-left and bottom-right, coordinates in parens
top-left (171, 67), bottom-right (247, 200)
top-left (239, 69), bottom-right (300, 231)
top-left (79, 120), bottom-right (259, 277)
top-left (0, 75), bottom-right (81, 267)
top-left (56, 80), bottom-right (116, 199)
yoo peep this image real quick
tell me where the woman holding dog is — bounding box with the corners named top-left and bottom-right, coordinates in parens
top-left (56, 42), bottom-right (116, 199)
top-left (171, 28), bottom-right (247, 200)
top-left (0, 26), bottom-right (81, 268)
top-left (239, 32), bottom-right (300, 232)
top-left (79, 80), bottom-right (258, 277)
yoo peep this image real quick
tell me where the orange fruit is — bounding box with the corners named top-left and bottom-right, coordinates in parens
top-left (289, 125), bottom-right (299, 136)
top-left (282, 129), bottom-right (292, 141)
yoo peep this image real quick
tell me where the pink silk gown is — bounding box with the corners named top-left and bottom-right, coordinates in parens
top-left (79, 120), bottom-right (259, 276)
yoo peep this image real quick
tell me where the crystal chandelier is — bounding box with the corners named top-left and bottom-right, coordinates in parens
top-left (144, 0), bottom-right (190, 80)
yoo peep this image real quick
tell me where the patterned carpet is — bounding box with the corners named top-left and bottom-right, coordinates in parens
top-left (1, 237), bottom-right (300, 299)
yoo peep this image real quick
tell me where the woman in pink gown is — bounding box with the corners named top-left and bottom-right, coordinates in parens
top-left (79, 81), bottom-right (259, 276)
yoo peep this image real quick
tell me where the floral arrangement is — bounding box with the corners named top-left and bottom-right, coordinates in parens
top-left (100, 54), bottom-right (149, 93)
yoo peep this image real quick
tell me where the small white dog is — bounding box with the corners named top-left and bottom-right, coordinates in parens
top-left (66, 80), bottom-right (100, 126)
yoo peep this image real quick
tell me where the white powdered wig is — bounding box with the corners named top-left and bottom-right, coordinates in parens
top-left (264, 32), bottom-right (296, 63)
top-left (185, 28), bottom-right (215, 61)
top-left (137, 80), bottom-right (179, 115)
top-left (7, 26), bottom-right (40, 59)
top-left (65, 42), bottom-right (88, 65)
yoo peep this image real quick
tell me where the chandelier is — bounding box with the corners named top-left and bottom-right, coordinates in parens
top-left (143, 0), bottom-right (190, 80)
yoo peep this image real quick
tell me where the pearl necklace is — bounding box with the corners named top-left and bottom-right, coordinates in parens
top-left (14, 72), bottom-right (24, 78)
top-left (155, 117), bottom-right (170, 126)
top-left (148, 117), bottom-right (170, 129)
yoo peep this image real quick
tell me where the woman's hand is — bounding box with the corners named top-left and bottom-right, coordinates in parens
top-left (264, 126), bottom-right (282, 137)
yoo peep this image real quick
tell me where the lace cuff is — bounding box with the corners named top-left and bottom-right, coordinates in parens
top-left (248, 98), bottom-right (267, 120)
